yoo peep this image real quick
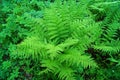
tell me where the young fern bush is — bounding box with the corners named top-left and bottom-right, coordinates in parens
top-left (11, 0), bottom-right (102, 80)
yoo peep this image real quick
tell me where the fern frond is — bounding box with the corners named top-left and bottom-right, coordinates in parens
top-left (14, 36), bottom-right (45, 60)
top-left (43, 4), bottom-right (70, 44)
top-left (94, 40), bottom-right (120, 54)
top-left (71, 19), bottom-right (102, 50)
top-left (58, 49), bottom-right (97, 68)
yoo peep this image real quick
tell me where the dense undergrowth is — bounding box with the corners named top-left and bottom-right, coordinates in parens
top-left (0, 0), bottom-right (120, 80)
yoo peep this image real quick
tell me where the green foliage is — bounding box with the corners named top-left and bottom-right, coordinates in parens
top-left (0, 0), bottom-right (120, 80)
top-left (0, 0), bottom-right (46, 79)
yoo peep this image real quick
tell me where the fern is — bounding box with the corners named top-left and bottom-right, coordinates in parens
top-left (11, 0), bottom-right (99, 80)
